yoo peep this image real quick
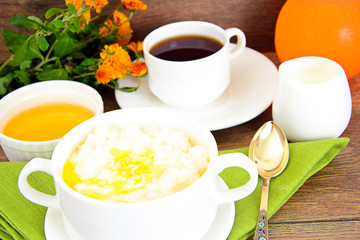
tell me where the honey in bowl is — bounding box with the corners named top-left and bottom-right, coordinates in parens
top-left (3, 103), bottom-right (95, 142)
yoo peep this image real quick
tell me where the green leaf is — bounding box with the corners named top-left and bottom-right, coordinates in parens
top-left (10, 15), bottom-right (38, 29)
top-left (51, 20), bottom-right (65, 28)
top-left (72, 51), bottom-right (87, 59)
top-left (45, 8), bottom-right (64, 19)
top-left (53, 35), bottom-right (74, 57)
top-left (14, 70), bottom-right (31, 85)
top-left (12, 36), bottom-right (33, 66)
top-left (27, 16), bottom-right (56, 33)
top-left (64, 64), bottom-right (74, 74)
top-left (54, 32), bottom-right (62, 40)
top-left (111, 80), bottom-right (120, 89)
top-left (69, 17), bottom-right (81, 33)
top-left (1, 29), bottom-right (28, 53)
top-left (118, 86), bottom-right (139, 93)
top-left (74, 65), bottom-right (86, 74)
top-left (0, 72), bottom-right (14, 96)
top-left (20, 60), bottom-right (31, 70)
top-left (28, 38), bottom-right (44, 60)
top-left (80, 58), bottom-right (98, 66)
top-left (55, 58), bottom-right (62, 68)
top-left (71, 38), bottom-right (86, 52)
top-left (27, 16), bottom-right (43, 26)
top-left (84, 22), bottom-right (99, 35)
top-left (43, 64), bottom-right (56, 71)
top-left (68, 25), bottom-right (79, 33)
top-left (67, 3), bottom-right (77, 14)
top-left (36, 36), bottom-right (49, 51)
top-left (103, 35), bottom-right (118, 45)
top-left (0, 61), bottom-right (12, 76)
top-left (37, 68), bottom-right (69, 81)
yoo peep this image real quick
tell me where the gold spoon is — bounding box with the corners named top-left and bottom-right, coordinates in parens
top-left (249, 121), bottom-right (289, 240)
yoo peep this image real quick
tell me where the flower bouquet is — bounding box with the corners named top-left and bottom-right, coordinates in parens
top-left (0, 0), bottom-right (147, 98)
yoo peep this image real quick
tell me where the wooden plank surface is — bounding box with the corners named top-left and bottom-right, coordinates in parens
top-left (0, 0), bottom-right (359, 238)
top-left (1, 52), bottom-right (359, 239)
top-left (268, 221), bottom-right (360, 239)
top-left (0, 0), bottom-right (286, 62)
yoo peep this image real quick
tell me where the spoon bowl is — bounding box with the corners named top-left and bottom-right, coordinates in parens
top-left (249, 121), bottom-right (289, 239)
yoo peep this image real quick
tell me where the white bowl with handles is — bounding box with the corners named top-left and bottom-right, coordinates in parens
top-left (18, 108), bottom-right (258, 240)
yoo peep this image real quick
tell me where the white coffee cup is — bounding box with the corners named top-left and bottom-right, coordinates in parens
top-left (143, 21), bottom-right (246, 108)
top-left (272, 56), bottom-right (352, 142)
top-left (18, 108), bottom-right (258, 240)
top-left (0, 80), bottom-right (104, 162)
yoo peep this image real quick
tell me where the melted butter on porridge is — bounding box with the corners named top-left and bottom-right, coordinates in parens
top-left (62, 125), bottom-right (209, 202)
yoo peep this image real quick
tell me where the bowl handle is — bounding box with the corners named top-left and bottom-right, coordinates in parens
top-left (18, 158), bottom-right (59, 208)
top-left (214, 153), bottom-right (258, 204)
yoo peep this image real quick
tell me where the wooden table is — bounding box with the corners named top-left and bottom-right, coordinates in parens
top-left (1, 52), bottom-right (359, 239)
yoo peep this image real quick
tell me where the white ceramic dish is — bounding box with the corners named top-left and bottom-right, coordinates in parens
top-left (0, 80), bottom-right (104, 162)
top-left (19, 108), bottom-right (257, 240)
top-left (44, 179), bottom-right (235, 240)
top-left (115, 46), bottom-right (279, 131)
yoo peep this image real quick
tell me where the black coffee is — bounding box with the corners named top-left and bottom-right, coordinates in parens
top-left (150, 35), bottom-right (223, 61)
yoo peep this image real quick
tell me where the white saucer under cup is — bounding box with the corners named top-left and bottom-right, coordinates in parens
top-left (115, 46), bottom-right (279, 130)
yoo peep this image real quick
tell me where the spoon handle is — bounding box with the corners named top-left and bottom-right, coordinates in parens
top-left (254, 209), bottom-right (268, 240)
top-left (254, 178), bottom-right (269, 240)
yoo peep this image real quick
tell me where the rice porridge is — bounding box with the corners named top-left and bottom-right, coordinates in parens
top-left (62, 125), bottom-right (209, 202)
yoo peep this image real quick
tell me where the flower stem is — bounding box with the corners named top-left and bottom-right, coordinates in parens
top-left (72, 72), bottom-right (96, 79)
top-left (31, 56), bottom-right (58, 72)
top-left (110, 77), bottom-right (143, 92)
top-left (128, 11), bottom-right (134, 21)
top-left (0, 55), bottom-right (14, 73)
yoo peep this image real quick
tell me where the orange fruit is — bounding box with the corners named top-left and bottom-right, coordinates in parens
top-left (275, 0), bottom-right (360, 79)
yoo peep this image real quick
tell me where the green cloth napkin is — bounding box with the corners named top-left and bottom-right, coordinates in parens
top-left (0, 138), bottom-right (349, 240)
top-left (0, 162), bottom-right (55, 240)
top-left (219, 137), bottom-right (349, 240)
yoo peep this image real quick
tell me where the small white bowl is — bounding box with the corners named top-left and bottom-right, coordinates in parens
top-left (0, 80), bottom-right (104, 162)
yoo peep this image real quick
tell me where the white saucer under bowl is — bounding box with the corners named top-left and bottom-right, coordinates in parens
top-left (115, 46), bottom-right (279, 131)
top-left (44, 178), bottom-right (235, 240)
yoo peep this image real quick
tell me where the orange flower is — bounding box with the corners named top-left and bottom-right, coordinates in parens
top-left (127, 41), bottom-right (143, 53)
top-left (96, 43), bottom-right (132, 84)
top-left (98, 11), bottom-right (133, 45)
top-left (65, 0), bottom-right (91, 29)
top-left (80, 11), bottom-right (91, 29)
top-left (66, 0), bottom-right (82, 10)
top-left (85, 0), bottom-right (109, 13)
top-left (101, 44), bottom-right (124, 59)
top-left (98, 19), bottom-right (113, 36)
top-left (95, 64), bottom-right (114, 84)
top-left (109, 48), bottom-right (132, 79)
top-left (128, 62), bottom-right (147, 77)
top-left (113, 11), bottom-right (133, 45)
top-left (121, 0), bottom-right (148, 11)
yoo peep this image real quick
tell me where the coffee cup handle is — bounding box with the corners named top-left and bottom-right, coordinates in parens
top-left (214, 153), bottom-right (258, 204)
top-left (18, 158), bottom-right (59, 208)
top-left (225, 28), bottom-right (246, 59)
